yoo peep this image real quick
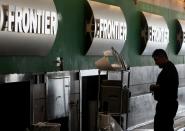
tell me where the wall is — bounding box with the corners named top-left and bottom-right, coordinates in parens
top-left (0, 0), bottom-right (184, 73)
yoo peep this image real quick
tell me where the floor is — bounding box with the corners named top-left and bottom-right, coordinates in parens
top-left (129, 111), bottom-right (185, 131)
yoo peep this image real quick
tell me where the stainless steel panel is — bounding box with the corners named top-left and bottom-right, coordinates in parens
top-left (46, 71), bottom-right (70, 120)
top-left (176, 64), bottom-right (185, 79)
top-left (86, 1), bottom-right (127, 55)
top-left (130, 66), bottom-right (159, 85)
top-left (141, 12), bottom-right (169, 55)
top-left (127, 94), bottom-right (156, 129)
top-left (68, 71), bottom-right (80, 131)
top-left (64, 77), bottom-right (70, 114)
top-left (0, 0), bottom-right (58, 56)
top-left (127, 65), bottom-right (185, 96)
top-left (32, 83), bottom-right (46, 123)
top-left (128, 65), bottom-right (185, 95)
top-left (178, 87), bottom-right (185, 115)
top-left (69, 93), bottom-right (80, 131)
top-left (128, 66), bottom-right (160, 96)
top-left (0, 73), bottom-right (31, 83)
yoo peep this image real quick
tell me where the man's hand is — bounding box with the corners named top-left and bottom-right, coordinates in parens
top-left (150, 84), bottom-right (160, 92)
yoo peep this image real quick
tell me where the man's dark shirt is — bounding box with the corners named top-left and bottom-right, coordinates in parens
top-left (154, 61), bottom-right (179, 103)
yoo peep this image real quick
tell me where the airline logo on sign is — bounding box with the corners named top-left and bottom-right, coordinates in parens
top-left (148, 26), bottom-right (169, 44)
top-left (0, 5), bottom-right (57, 35)
top-left (94, 18), bottom-right (127, 41)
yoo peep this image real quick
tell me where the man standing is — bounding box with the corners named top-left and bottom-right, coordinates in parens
top-left (150, 49), bottom-right (179, 131)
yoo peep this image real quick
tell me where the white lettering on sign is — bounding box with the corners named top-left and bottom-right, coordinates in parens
top-left (0, 5), bottom-right (58, 35)
top-left (148, 26), bottom-right (169, 43)
top-left (95, 18), bottom-right (127, 41)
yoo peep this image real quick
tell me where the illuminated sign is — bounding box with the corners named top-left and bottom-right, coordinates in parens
top-left (141, 12), bottom-right (169, 55)
top-left (0, 0), bottom-right (58, 56)
top-left (85, 1), bottom-right (127, 55)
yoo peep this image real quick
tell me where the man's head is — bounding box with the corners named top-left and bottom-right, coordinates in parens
top-left (152, 49), bottom-right (168, 68)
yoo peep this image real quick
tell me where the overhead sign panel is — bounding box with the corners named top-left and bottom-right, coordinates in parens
top-left (0, 0), bottom-right (58, 56)
top-left (176, 19), bottom-right (185, 55)
top-left (85, 1), bottom-right (127, 55)
top-left (141, 12), bottom-right (169, 55)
